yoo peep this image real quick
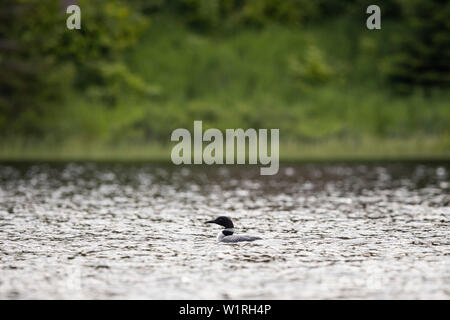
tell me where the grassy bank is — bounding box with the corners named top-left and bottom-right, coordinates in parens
top-left (1, 136), bottom-right (449, 162)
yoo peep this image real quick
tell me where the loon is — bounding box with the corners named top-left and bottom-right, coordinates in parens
top-left (205, 216), bottom-right (262, 243)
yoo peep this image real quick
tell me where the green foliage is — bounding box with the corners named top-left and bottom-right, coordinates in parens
top-left (0, 0), bottom-right (64, 135)
top-left (166, 0), bottom-right (320, 30)
top-left (383, 0), bottom-right (450, 91)
top-left (58, 0), bottom-right (148, 62)
top-left (122, 20), bottom-right (448, 143)
top-left (0, 0), bottom-right (449, 157)
top-left (288, 45), bottom-right (334, 88)
top-left (238, 0), bottom-right (319, 26)
top-left (0, 0), bottom-right (148, 137)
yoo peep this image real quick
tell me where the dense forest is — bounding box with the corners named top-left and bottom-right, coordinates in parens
top-left (0, 0), bottom-right (449, 159)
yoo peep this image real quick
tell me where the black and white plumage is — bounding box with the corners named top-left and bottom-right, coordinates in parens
top-left (205, 216), bottom-right (262, 243)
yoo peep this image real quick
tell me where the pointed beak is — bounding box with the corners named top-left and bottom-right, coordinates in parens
top-left (205, 220), bottom-right (216, 224)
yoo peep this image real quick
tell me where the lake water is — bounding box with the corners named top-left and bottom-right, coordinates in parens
top-left (0, 162), bottom-right (449, 299)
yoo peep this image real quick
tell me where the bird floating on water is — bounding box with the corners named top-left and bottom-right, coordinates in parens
top-left (205, 216), bottom-right (262, 243)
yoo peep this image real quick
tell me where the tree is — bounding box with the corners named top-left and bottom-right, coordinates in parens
top-left (385, 0), bottom-right (450, 91)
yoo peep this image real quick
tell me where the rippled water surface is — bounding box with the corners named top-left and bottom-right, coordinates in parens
top-left (0, 162), bottom-right (449, 299)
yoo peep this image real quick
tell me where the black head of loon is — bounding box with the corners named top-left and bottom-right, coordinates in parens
top-left (205, 216), bottom-right (234, 229)
top-left (205, 216), bottom-right (261, 243)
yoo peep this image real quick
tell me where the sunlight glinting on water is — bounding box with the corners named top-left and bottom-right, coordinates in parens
top-left (0, 163), bottom-right (448, 299)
